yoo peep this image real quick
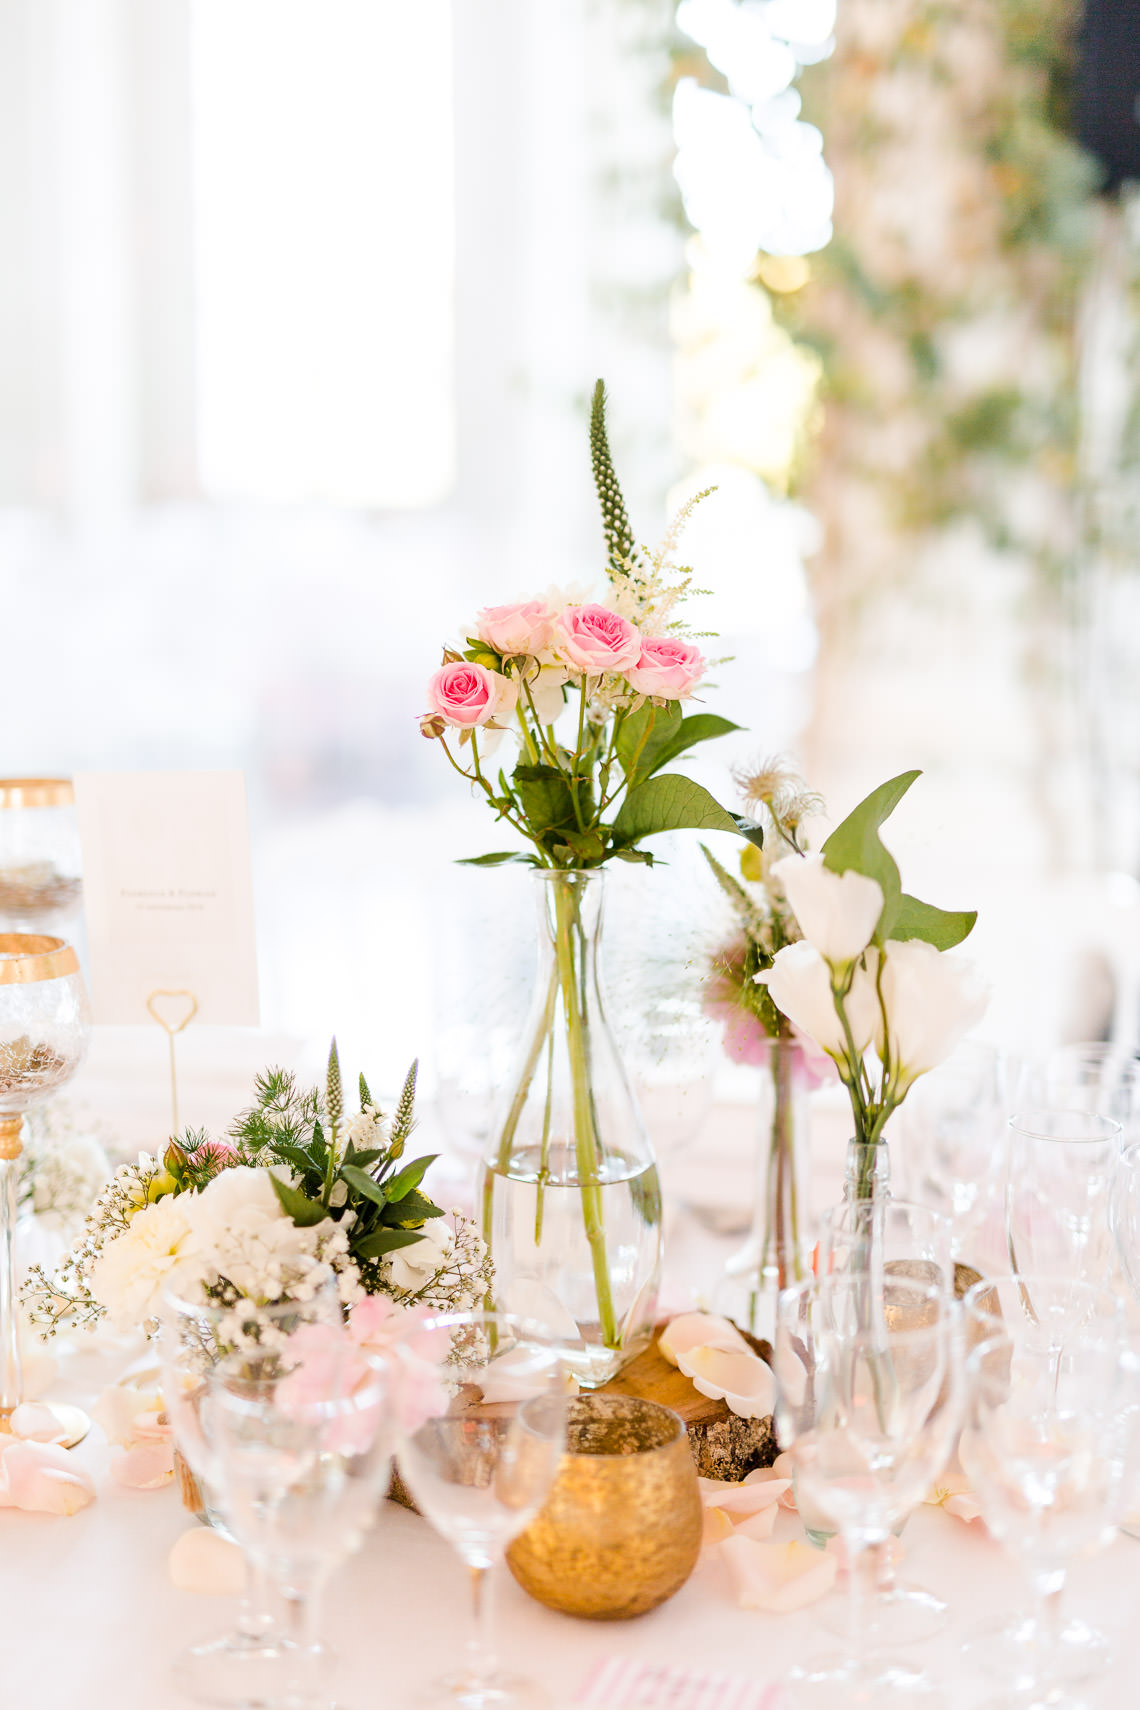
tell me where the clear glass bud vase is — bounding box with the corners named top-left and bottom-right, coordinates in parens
top-left (477, 869), bottom-right (662, 1388)
top-left (720, 1039), bottom-right (810, 1338)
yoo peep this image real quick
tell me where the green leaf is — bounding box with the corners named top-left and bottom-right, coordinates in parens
top-left (385, 1188), bottom-right (444, 1226)
top-left (353, 1227), bottom-right (426, 1261)
top-left (890, 894), bottom-right (977, 950)
top-left (385, 1154), bottom-right (439, 1203)
top-left (339, 1164), bottom-right (390, 1208)
top-left (733, 816), bottom-right (765, 850)
top-left (615, 702), bottom-right (681, 787)
top-left (344, 1146), bottom-right (386, 1168)
top-left (613, 847), bottom-right (655, 864)
top-left (645, 713), bottom-right (742, 779)
top-left (457, 851), bottom-right (537, 867)
top-left (273, 1141), bottom-right (322, 1179)
top-left (612, 774), bottom-right (741, 844)
top-left (269, 1175), bottom-right (330, 1227)
top-left (551, 828), bottom-right (606, 865)
top-left (820, 770), bottom-right (921, 939)
top-left (512, 764), bottom-right (577, 842)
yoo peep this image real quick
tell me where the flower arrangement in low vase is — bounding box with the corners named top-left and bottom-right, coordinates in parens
top-left (22, 1043), bottom-right (491, 1339)
top-left (421, 382), bottom-right (756, 1384)
top-left (701, 759), bottom-right (831, 1331)
top-left (758, 769), bottom-right (989, 1203)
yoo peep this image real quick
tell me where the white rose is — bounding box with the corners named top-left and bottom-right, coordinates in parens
top-left (386, 1219), bottom-right (455, 1294)
top-left (88, 1196), bottom-right (198, 1329)
top-left (759, 940), bottom-right (878, 1063)
top-left (875, 939), bottom-right (989, 1089)
top-left (771, 854), bottom-right (884, 968)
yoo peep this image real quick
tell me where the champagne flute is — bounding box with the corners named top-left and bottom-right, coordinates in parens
top-left (962, 1276), bottom-right (1133, 1700)
top-left (814, 1196), bottom-right (954, 1645)
top-left (1005, 1111), bottom-right (1120, 1301)
top-left (773, 1274), bottom-right (963, 1707)
top-left (392, 1310), bottom-right (567, 1710)
top-left (158, 1281), bottom-right (344, 1706)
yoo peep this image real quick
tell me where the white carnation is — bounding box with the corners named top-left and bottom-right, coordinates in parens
top-left (87, 1196), bottom-right (199, 1329)
top-left (339, 1110), bottom-right (390, 1152)
top-left (182, 1165), bottom-right (333, 1304)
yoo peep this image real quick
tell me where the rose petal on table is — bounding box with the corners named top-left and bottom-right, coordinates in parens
top-left (0, 1439), bottom-right (96, 1514)
top-left (731, 1504), bottom-right (780, 1542)
top-left (704, 1478), bottom-right (791, 1517)
top-left (658, 1313), bottom-right (751, 1368)
top-left (702, 1506), bottom-right (735, 1548)
top-left (720, 1536), bottom-right (839, 1613)
top-left (9, 1402), bottom-right (73, 1445)
top-left (111, 1440), bottom-right (175, 1489)
top-left (676, 1345), bottom-right (776, 1419)
top-left (825, 1533), bottom-right (904, 1572)
top-left (168, 1526), bottom-right (247, 1596)
top-left (745, 1459), bottom-right (798, 1510)
top-left (925, 1475), bottom-right (984, 1525)
top-left (92, 1380), bottom-right (167, 1448)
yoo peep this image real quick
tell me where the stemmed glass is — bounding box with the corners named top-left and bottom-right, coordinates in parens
top-left (900, 1040), bottom-right (1008, 1240)
top-left (814, 1197), bottom-right (954, 1645)
top-left (392, 1310), bottom-right (568, 1710)
top-left (1005, 1111), bottom-right (1120, 1297)
top-left (962, 1277), bottom-right (1134, 1701)
top-left (0, 933), bottom-right (90, 1443)
top-left (203, 1338), bottom-right (392, 1710)
top-left (773, 1274), bottom-right (964, 1707)
top-left (158, 1283), bottom-right (345, 1706)
top-left (1045, 1043), bottom-right (1140, 1140)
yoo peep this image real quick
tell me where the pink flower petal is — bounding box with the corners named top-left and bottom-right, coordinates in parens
top-left (0, 1439), bottom-right (96, 1514)
top-left (112, 1441), bottom-right (175, 1489)
top-left (720, 1536), bottom-right (840, 1613)
top-left (704, 1479), bottom-right (791, 1517)
top-left (9, 1402), bottom-right (72, 1445)
top-left (168, 1525), bottom-right (247, 1596)
top-left (732, 1505), bottom-right (779, 1541)
top-left (702, 1507), bottom-right (735, 1548)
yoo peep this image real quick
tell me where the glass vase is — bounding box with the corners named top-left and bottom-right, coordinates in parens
top-left (720, 1039), bottom-right (810, 1339)
top-left (478, 869), bottom-right (662, 1388)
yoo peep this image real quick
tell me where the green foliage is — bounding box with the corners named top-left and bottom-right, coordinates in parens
top-left (612, 773), bottom-right (742, 844)
top-left (891, 894), bottom-right (977, 950)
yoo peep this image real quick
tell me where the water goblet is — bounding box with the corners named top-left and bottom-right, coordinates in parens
top-left (962, 1276), bottom-right (1133, 1701)
top-left (1045, 1043), bottom-right (1140, 1141)
top-left (203, 1334), bottom-right (392, 1710)
top-left (0, 933), bottom-right (90, 1443)
top-left (773, 1274), bottom-right (964, 1707)
top-left (1005, 1110), bottom-right (1120, 1297)
top-left (392, 1309), bottom-right (568, 1710)
top-left (814, 1197), bottom-right (954, 1645)
top-left (158, 1281), bottom-right (345, 1706)
top-left (899, 1039), bottom-right (1008, 1241)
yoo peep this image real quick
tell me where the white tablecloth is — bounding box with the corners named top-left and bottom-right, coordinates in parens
top-left (9, 1041), bottom-right (1140, 1709)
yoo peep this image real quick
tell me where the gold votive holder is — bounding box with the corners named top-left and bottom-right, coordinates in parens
top-left (506, 1394), bottom-right (702, 1621)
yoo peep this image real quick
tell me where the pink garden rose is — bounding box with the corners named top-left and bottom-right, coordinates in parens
top-left (476, 599), bottom-right (555, 657)
top-left (625, 636), bottom-right (705, 699)
top-left (554, 604), bottom-right (641, 674)
top-left (426, 661), bottom-right (516, 728)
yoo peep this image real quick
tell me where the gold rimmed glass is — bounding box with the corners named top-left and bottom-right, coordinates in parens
top-left (0, 934), bottom-right (91, 1442)
top-left (0, 780), bottom-right (82, 930)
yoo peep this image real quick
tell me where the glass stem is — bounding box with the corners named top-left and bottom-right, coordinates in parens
top-left (0, 1138), bottom-right (23, 1419)
top-left (281, 1578), bottom-right (325, 1709)
top-left (236, 1555), bottom-right (276, 1640)
top-left (1030, 1566), bottom-right (1067, 1670)
top-left (465, 1560), bottom-right (498, 1690)
top-left (846, 1538), bottom-right (877, 1677)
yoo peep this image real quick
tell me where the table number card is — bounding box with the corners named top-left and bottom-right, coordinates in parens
top-left (74, 771), bottom-right (260, 1026)
top-left (578, 1659), bottom-right (782, 1710)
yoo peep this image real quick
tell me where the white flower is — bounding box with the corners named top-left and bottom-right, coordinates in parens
top-left (180, 1166), bottom-right (334, 1305)
top-left (339, 1110), bottom-right (390, 1153)
top-left (87, 1196), bottom-right (198, 1329)
top-left (759, 940), bottom-right (878, 1063)
top-left (876, 939), bottom-right (989, 1090)
top-left (771, 854), bottom-right (884, 968)
top-left (385, 1218), bottom-right (455, 1295)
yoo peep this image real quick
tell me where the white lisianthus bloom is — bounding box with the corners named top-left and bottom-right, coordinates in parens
top-left (876, 939), bottom-right (989, 1090)
top-left (87, 1196), bottom-right (199, 1329)
top-left (385, 1218), bottom-right (455, 1296)
top-left (771, 854), bottom-right (884, 968)
top-left (759, 941), bottom-right (879, 1063)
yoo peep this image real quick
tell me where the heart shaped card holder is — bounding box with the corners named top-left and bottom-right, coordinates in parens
top-left (146, 988), bottom-right (199, 1138)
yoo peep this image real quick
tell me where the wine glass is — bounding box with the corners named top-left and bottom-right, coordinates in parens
top-left (773, 1274), bottom-right (964, 1707)
top-left (962, 1276), bottom-right (1134, 1700)
top-left (204, 1337), bottom-right (392, 1710)
top-left (1045, 1043), bottom-right (1140, 1141)
top-left (900, 1040), bottom-right (1008, 1238)
top-left (392, 1309), bottom-right (568, 1710)
top-left (158, 1281), bottom-right (344, 1706)
top-left (0, 933), bottom-right (90, 1442)
top-left (1005, 1111), bottom-right (1120, 1300)
top-left (814, 1196), bottom-right (954, 1645)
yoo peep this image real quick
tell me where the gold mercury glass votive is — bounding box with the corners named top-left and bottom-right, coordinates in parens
top-left (506, 1394), bottom-right (703, 1620)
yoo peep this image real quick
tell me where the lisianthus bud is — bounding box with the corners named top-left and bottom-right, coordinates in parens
top-left (875, 939), bottom-right (989, 1090)
top-left (770, 854), bottom-right (884, 968)
top-left (758, 940), bottom-right (878, 1063)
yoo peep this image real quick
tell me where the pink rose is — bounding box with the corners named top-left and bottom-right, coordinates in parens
top-left (554, 604), bottom-right (641, 674)
top-left (476, 600), bottom-right (555, 657)
top-left (426, 662), bottom-right (517, 729)
top-left (625, 636), bottom-right (705, 699)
